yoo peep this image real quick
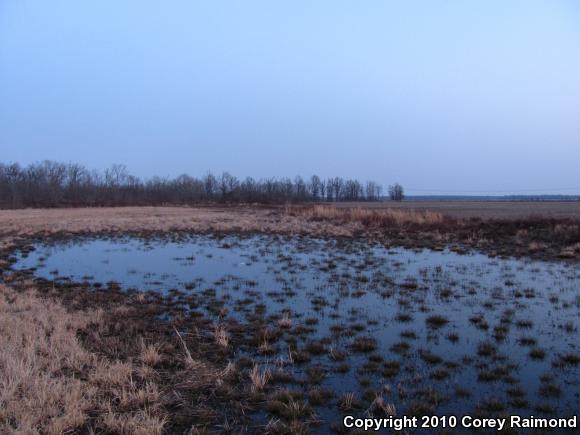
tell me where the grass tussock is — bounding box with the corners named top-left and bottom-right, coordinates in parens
top-left (250, 365), bottom-right (271, 392)
top-left (140, 339), bottom-right (163, 366)
top-left (213, 324), bottom-right (230, 349)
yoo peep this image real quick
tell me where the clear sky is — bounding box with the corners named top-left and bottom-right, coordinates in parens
top-left (1, 1), bottom-right (579, 194)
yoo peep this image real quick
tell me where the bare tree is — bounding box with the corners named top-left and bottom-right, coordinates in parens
top-left (203, 173), bottom-right (217, 200)
top-left (308, 175), bottom-right (321, 200)
top-left (294, 176), bottom-right (307, 201)
top-left (327, 177), bottom-right (344, 202)
top-left (218, 172), bottom-right (239, 202)
top-left (388, 183), bottom-right (404, 201)
top-left (365, 181), bottom-right (382, 201)
top-left (319, 179), bottom-right (326, 201)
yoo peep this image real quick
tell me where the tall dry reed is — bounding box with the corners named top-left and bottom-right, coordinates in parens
top-left (290, 205), bottom-right (445, 226)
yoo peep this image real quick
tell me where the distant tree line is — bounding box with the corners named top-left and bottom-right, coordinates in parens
top-left (0, 161), bottom-right (393, 208)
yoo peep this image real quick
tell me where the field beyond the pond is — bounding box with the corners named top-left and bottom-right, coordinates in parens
top-left (335, 200), bottom-right (580, 220)
top-left (0, 205), bottom-right (579, 434)
top-left (1, 201), bottom-right (580, 231)
top-left (1, 203), bottom-right (579, 259)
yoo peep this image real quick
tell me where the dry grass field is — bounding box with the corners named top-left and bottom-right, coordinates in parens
top-left (335, 200), bottom-right (580, 220)
top-left (0, 206), bottom-right (353, 238)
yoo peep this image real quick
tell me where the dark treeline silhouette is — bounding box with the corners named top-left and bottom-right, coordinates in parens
top-left (0, 161), bottom-right (384, 208)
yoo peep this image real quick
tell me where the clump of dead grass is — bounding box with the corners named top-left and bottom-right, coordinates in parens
top-left (277, 312), bottom-right (292, 329)
top-left (213, 324), bottom-right (230, 349)
top-left (249, 365), bottom-right (271, 392)
top-left (289, 205), bottom-right (446, 226)
top-left (367, 394), bottom-right (396, 417)
top-left (0, 284), bottom-right (100, 434)
top-left (140, 339), bottom-right (163, 366)
top-left (0, 284), bottom-right (167, 435)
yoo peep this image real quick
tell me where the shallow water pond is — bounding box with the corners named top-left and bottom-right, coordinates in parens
top-left (14, 234), bottom-right (580, 429)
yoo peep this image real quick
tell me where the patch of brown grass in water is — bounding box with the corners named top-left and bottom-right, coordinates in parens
top-left (286, 205), bottom-right (580, 260)
top-left (290, 204), bottom-right (446, 226)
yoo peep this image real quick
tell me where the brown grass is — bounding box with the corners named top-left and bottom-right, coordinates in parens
top-left (367, 394), bottom-right (397, 417)
top-left (213, 324), bottom-right (230, 349)
top-left (285, 204), bottom-right (579, 260)
top-left (277, 313), bottom-right (292, 329)
top-left (290, 204), bottom-right (446, 226)
top-left (0, 276), bottom-right (231, 434)
top-left (0, 206), bottom-right (359, 243)
top-left (0, 284), bottom-right (99, 434)
top-left (249, 365), bottom-right (271, 392)
top-left (0, 284), bottom-right (167, 434)
top-left (140, 339), bottom-right (163, 366)
top-left (334, 200), bottom-right (580, 220)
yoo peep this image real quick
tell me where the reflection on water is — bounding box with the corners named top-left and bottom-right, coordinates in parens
top-left (14, 234), bottom-right (580, 425)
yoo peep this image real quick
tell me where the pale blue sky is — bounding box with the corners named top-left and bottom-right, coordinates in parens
top-left (1, 1), bottom-right (579, 194)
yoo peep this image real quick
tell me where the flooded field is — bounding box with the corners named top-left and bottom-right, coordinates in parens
top-left (13, 234), bottom-right (580, 431)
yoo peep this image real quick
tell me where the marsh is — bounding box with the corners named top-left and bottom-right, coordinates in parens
top-left (12, 232), bottom-right (580, 432)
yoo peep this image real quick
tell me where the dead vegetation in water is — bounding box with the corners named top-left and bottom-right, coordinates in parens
top-left (287, 204), bottom-right (580, 261)
top-left (289, 204), bottom-right (446, 226)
